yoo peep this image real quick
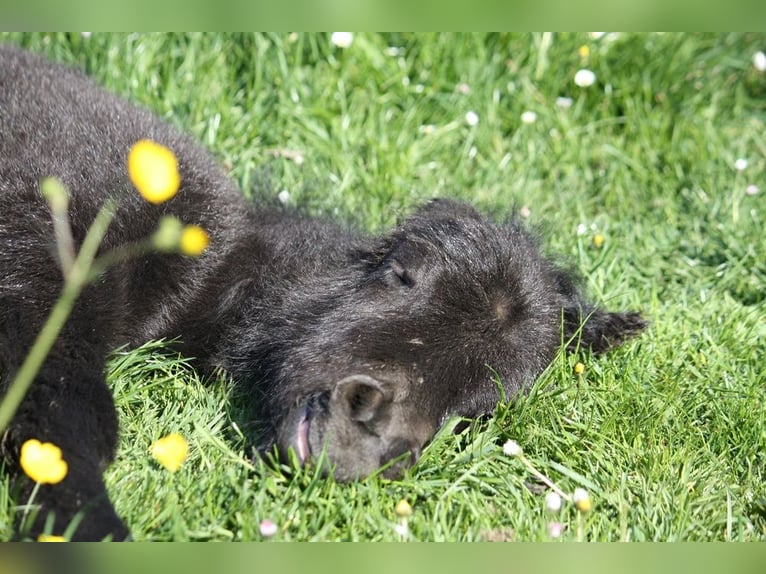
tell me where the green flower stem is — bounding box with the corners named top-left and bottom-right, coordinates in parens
top-left (87, 239), bottom-right (153, 280)
top-left (19, 480), bottom-right (41, 536)
top-left (518, 454), bottom-right (572, 502)
top-left (0, 200), bottom-right (117, 435)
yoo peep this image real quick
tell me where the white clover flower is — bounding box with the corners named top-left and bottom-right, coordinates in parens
top-left (574, 69), bottom-right (596, 88)
top-left (555, 96), bottom-right (573, 109)
top-left (330, 32), bottom-right (354, 49)
top-left (547, 521), bottom-right (564, 538)
top-left (746, 184), bottom-right (759, 196)
top-left (81, 32), bottom-right (92, 39)
top-left (734, 158), bottom-right (748, 171)
top-left (545, 491), bottom-right (562, 513)
top-left (502, 439), bottom-right (522, 457)
top-left (520, 110), bottom-right (538, 124)
top-left (465, 111), bottom-right (479, 127)
top-left (277, 190), bottom-right (290, 204)
top-left (457, 82), bottom-right (471, 95)
top-left (753, 51), bottom-right (766, 72)
top-left (259, 518), bottom-right (278, 537)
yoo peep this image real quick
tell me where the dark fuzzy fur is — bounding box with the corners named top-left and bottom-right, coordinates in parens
top-left (0, 45), bottom-right (646, 540)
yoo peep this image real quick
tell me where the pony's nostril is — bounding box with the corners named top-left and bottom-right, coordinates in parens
top-left (381, 438), bottom-right (421, 472)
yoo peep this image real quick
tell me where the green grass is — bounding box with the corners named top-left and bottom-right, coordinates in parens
top-left (1, 32), bottom-right (764, 541)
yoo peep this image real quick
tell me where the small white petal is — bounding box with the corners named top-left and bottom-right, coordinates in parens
top-left (465, 111), bottom-right (479, 126)
top-left (259, 519), bottom-right (278, 537)
top-left (734, 158), bottom-right (748, 171)
top-left (577, 223), bottom-right (588, 236)
top-left (502, 439), bottom-right (522, 457)
top-left (753, 51), bottom-right (766, 72)
top-left (746, 184), bottom-right (759, 196)
top-left (573, 488), bottom-right (589, 503)
top-left (574, 69), bottom-right (596, 88)
top-left (545, 491), bottom-right (563, 512)
top-left (520, 110), bottom-right (538, 124)
top-left (330, 32), bottom-right (354, 49)
top-left (547, 521), bottom-right (564, 538)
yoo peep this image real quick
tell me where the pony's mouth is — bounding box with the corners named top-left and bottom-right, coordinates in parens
top-left (295, 403), bottom-right (312, 463)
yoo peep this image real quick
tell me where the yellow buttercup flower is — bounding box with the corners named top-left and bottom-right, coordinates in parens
top-left (592, 233), bottom-right (605, 249)
top-left (37, 534), bottom-right (67, 542)
top-left (150, 433), bottom-right (189, 473)
top-left (128, 139), bottom-right (180, 204)
top-left (20, 439), bottom-right (68, 484)
top-left (574, 362), bottom-right (585, 375)
top-left (179, 225), bottom-right (210, 256)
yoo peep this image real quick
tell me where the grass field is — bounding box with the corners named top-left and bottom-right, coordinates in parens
top-left (0, 32), bottom-right (764, 542)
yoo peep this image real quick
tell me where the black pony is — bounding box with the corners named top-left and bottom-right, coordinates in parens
top-left (0, 45), bottom-right (645, 540)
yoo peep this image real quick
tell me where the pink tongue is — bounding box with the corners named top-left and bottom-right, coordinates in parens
top-left (296, 415), bottom-right (310, 462)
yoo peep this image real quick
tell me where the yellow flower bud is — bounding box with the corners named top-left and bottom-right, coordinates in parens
top-left (150, 433), bottom-right (189, 473)
top-left (20, 439), bottom-right (68, 485)
top-left (179, 225), bottom-right (210, 256)
top-left (395, 499), bottom-right (413, 518)
top-left (574, 362), bottom-right (585, 375)
top-left (40, 177), bottom-right (70, 212)
top-left (128, 140), bottom-right (180, 205)
top-left (152, 216), bottom-right (184, 251)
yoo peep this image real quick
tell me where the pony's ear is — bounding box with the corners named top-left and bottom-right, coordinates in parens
top-left (552, 268), bottom-right (647, 354)
top-left (563, 305), bottom-right (648, 354)
top-left (408, 198), bottom-right (485, 224)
